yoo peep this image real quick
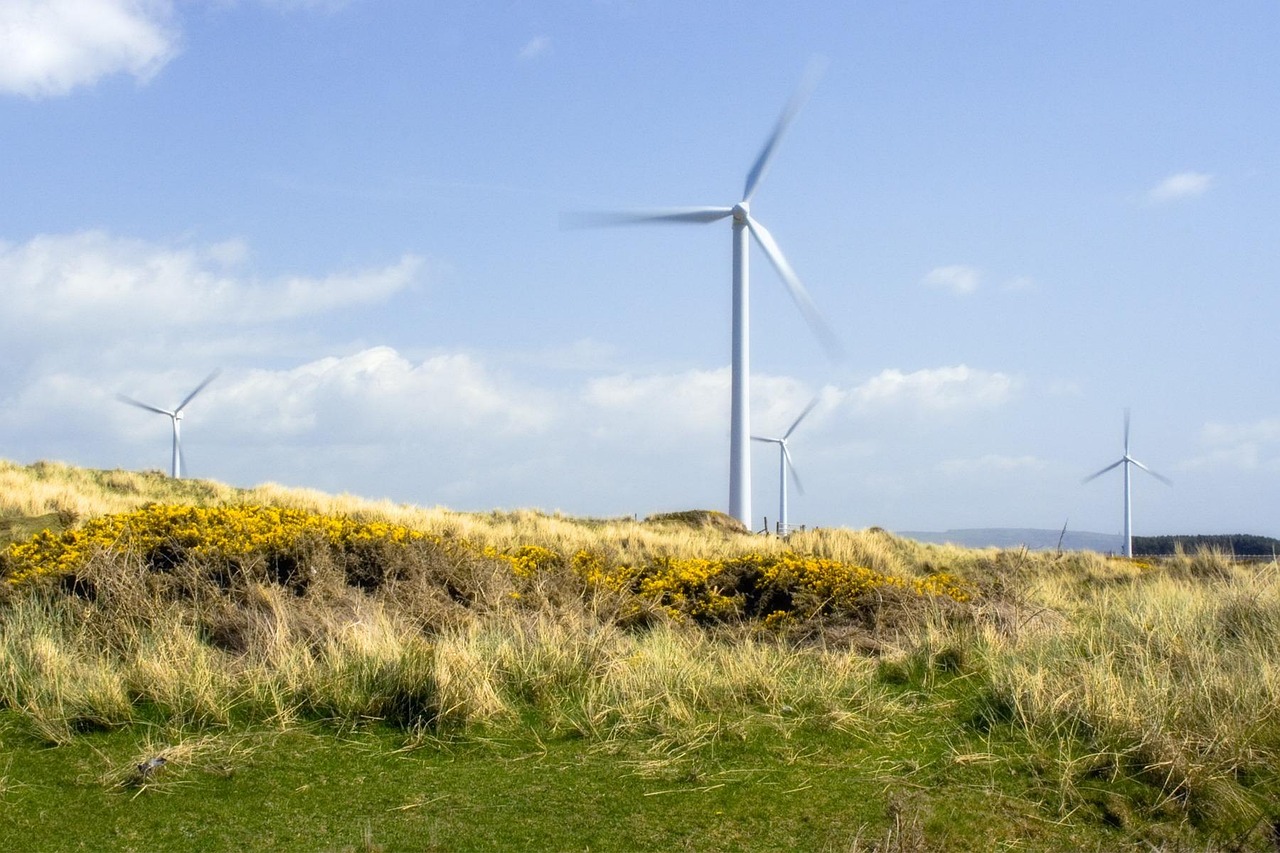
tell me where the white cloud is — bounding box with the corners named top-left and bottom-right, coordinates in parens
top-left (1147, 171), bottom-right (1213, 203)
top-left (583, 368), bottom-right (727, 438)
top-left (922, 265), bottom-right (979, 295)
top-left (518, 35), bottom-right (551, 60)
top-left (1182, 418), bottom-right (1280, 472)
top-left (218, 347), bottom-right (553, 440)
top-left (850, 365), bottom-right (1017, 413)
top-left (1201, 419), bottom-right (1280, 447)
top-left (0, 231), bottom-right (422, 334)
top-left (1, 347), bottom-right (551, 442)
top-left (0, 0), bottom-right (178, 97)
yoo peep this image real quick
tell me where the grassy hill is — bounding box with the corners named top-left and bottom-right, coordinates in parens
top-left (2, 459), bottom-right (1280, 851)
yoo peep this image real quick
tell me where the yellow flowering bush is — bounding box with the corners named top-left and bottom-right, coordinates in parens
top-left (563, 549), bottom-right (971, 623)
top-left (1, 504), bottom-right (972, 625)
top-left (481, 544), bottom-right (561, 578)
top-left (634, 557), bottom-right (742, 620)
top-left (1, 504), bottom-right (436, 588)
top-left (569, 549), bottom-right (635, 592)
top-left (756, 553), bottom-right (970, 610)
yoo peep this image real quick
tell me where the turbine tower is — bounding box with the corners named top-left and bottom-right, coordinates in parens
top-left (117, 371), bottom-right (220, 479)
top-left (1083, 409), bottom-right (1172, 558)
top-left (572, 65), bottom-right (840, 528)
top-left (752, 397), bottom-right (819, 535)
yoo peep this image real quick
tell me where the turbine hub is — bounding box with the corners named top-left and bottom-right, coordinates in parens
top-left (732, 201), bottom-right (749, 222)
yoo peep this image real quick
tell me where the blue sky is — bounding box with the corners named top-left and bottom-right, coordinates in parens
top-left (2, 0), bottom-right (1277, 537)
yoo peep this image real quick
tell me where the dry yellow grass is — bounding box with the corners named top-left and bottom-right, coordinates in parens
top-left (5, 457), bottom-right (1280, 839)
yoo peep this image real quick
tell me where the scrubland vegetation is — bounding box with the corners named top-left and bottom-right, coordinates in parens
top-left (2, 458), bottom-right (1279, 851)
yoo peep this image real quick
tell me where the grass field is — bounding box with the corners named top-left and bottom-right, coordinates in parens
top-left (2, 459), bottom-right (1278, 851)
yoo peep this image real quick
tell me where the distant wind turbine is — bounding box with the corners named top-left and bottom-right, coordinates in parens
top-left (1082, 409), bottom-right (1172, 558)
top-left (117, 371), bottom-right (220, 479)
top-left (752, 397), bottom-right (819, 535)
top-left (569, 63), bottom-right (841, 528)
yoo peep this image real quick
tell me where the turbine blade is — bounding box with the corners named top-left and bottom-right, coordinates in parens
top-left (178, 370), bottom-right (221, 412)
top-left (783, 395), bottom-right (821, 440)
top-left (1130, 459), bottom-right (1173, 486)
top-left (784, 445), bottom-right (805, 496)
top-left (116, 394), bottom-right (173, 417)
top-left (561, 207), bottom-right (734, 228)
top-left (744, 214), bottom-right (843, 360)
top-left (1082, 459), bottom-right (1124, 484)
top-left (742, 58), bottom-right (826, 202)
top-left (751, 435), bottom-right (781, 444)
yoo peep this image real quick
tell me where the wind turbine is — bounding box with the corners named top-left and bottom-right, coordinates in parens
top-left (752, 396), bottom-right (819, 535)
top-left (117, 371), bottom-right (220, 479)
top-left (1082, 409), bottom-right (1172, 558)
top-left (571, 65), bottom-right (841, 529)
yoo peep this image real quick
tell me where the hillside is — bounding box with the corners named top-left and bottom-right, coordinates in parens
top-left (3, 459), bottom-right (1280, 851)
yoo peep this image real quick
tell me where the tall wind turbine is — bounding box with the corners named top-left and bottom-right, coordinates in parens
top-left (572, 65), bottom-right (841, 529)
top-left (752, 397), bottom-right (818, 535)
top-left (1083, 409), bottom-right (1172, 558)
top-left (117, 371), bottom-right (220, 479)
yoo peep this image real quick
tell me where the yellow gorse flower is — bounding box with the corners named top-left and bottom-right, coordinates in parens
top-left (2, 505), bottom-right (971, 623)
top-left (0, 504), bottom-right (434, 586)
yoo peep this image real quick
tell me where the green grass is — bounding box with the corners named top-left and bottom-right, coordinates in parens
top-left (0, 701), bottom-right (1149, 853)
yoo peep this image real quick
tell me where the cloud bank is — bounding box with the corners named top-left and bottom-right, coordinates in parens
top-left (0, 0), bottom-right (178, 97)
top-left (0, 231), bottom-right (422, 334)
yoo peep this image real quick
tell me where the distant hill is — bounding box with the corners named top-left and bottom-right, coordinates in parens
top-left (896, 528), bottom-right (1280, 556)
top-left (895, 528), bottom-right (1123, 553)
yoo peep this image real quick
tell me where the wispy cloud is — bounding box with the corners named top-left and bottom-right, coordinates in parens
top-left (0, 0), bottom-right (178, 97)
top-left (850, 365), bottom-right (1017, 413)
top-left (922, 265), bottom-right (979, 295)
top-left (1182, 418), bottom-right (1280, 471)
top-left (0, 231), bottom-right (422, 334)
top-left (1147, 171), bottom-right (1213, 204)
top-left (518, 35), bottom-right (551, 61)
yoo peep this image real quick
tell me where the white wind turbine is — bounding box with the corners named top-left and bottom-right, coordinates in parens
top-left (117, 371), bottom-right (221, 479)
top-left (1082, 409), bottom-right (1172, 558)
top-left (752, 396), bottom-right (819, 535)
top-left (572, 66), bottom-right (841, 529)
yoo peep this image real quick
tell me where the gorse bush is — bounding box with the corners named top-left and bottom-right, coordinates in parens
top-left (1, 504), bottom-right (438, 591)
top-left (1, 505), bottom-right (967, 626)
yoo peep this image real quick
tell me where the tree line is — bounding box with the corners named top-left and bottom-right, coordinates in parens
top-left (1133, 534), bottom-right (1280, 557)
